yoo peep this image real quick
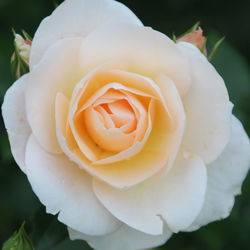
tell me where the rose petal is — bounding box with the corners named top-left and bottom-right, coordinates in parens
top-left (93, 153), bottom-right (207, 234)
top-left (178, 42), bottom-right (233, 164)
top-left (154, 74), bottom-right (186, 170)
top-left (93, 99), bottom-right (154, 165)
top-left (30, 0), bottom-right (142, 67)
top-left (80, 23), bottom-right (190, 96)
top-left (70, 81), bottom-right (152, 161)
top-left (81, 89), bottom-right (147, 152)
top-left (69, 70), bottom-right (164, 163)
top-left (95, 105), bottom-right (116, 129)
top-left (56, 71), bottom-right (184, 188)
top-left (2, 75), bottom-right (31, 172)
top-left (68, 224), bottom-right (172, 250)
top-left (70, 69), bottom-right (173, 143)
top-left (56, 94), bottom-right (168, 188)
top-left (57, 96), bottom-right (165, 189)
top-left (83, 106), bottom-right (136, 152)
top-left (56, 74), bottom-right (184, 188)
top-left (107, 99), bottom-right (136, 132)
top-left (120, 91), bottom-right (147, 141)
top-left (25, 135), bottom-right (121, 235)
top-left (74, 73), bottom-right (155, 113)
top-left (186, 116), bottom-right (250, 231)
top-left (25, 38), bottom-right (83, 154)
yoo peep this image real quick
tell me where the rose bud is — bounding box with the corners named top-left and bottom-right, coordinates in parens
top-left (14, 33), bottom-right (32, 65)
top-left (178, 27), bottom-right (207, 55)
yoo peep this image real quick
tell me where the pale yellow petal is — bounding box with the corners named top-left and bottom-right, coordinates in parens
top-left (25, 38), bottom-right (83, 154)
top-left (80, 23), bottom-right (190, 96)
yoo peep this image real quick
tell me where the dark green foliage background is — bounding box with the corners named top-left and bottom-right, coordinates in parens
top-left (0, 0), bottom-right (250, 249)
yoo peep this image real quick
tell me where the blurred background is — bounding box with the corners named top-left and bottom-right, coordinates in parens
top-left (0, 0), bottom-right (250, 249)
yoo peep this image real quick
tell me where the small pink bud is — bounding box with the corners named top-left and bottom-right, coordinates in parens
top-left (178, 28), bottom-right (207, 55)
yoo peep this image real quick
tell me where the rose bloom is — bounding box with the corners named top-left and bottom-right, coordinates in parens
top-left (2, 0), bottom-right (250, 249)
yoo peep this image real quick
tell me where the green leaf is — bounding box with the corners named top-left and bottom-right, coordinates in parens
top-left (2, 222), bottom-right (34, 250)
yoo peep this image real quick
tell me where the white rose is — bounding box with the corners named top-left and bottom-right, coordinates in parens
top-left (2, 0), bottom-right (250, 249)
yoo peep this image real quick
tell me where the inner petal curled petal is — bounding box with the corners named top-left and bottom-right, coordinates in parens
top-left (84, 105), bottom-right (136, 152)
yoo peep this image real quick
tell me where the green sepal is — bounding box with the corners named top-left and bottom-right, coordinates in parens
top-left (172, 33), bottom-right (177, 43)
top-left (208, 36), bottom-right (225, 61)
top-left (22, 30), bottom-right (33, 42)
top-left (200, 37), bottom-right (207, 53)
top-left (177, 21), bottom-right (200, 40)
top-left (2, 222), bottom-right (34, 250)
top-left (11, 46), bottom-right (29, 80)
top-left (183, 21), bottom-right (200, 35)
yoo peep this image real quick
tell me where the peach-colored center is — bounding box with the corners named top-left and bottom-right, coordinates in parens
top-left (55, 69), bottom-right (185, 188)
top-left (93, 90), bottom-right (137, 133)
top-left (75, 88), bottom-right (148, 153)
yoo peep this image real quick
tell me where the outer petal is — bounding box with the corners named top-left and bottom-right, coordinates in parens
top-left (68, 224), bottom-right (172, 250)
top-left (93, 154), bottom-right (207, 235)
top-left (186, 116), bottom-right (250, 231)
top-left (25, 135), bottom-right (121, 235)
top-left (80, 23), bottom-right (191, 96)
top-left (2, 75), bottom-right (31, 172)
top-left (178, 42), bottom-right (233, 164)
top-left (30, 0), bottom-right (142, 67)
top-left (26, 38), bottom-right (83, 154)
